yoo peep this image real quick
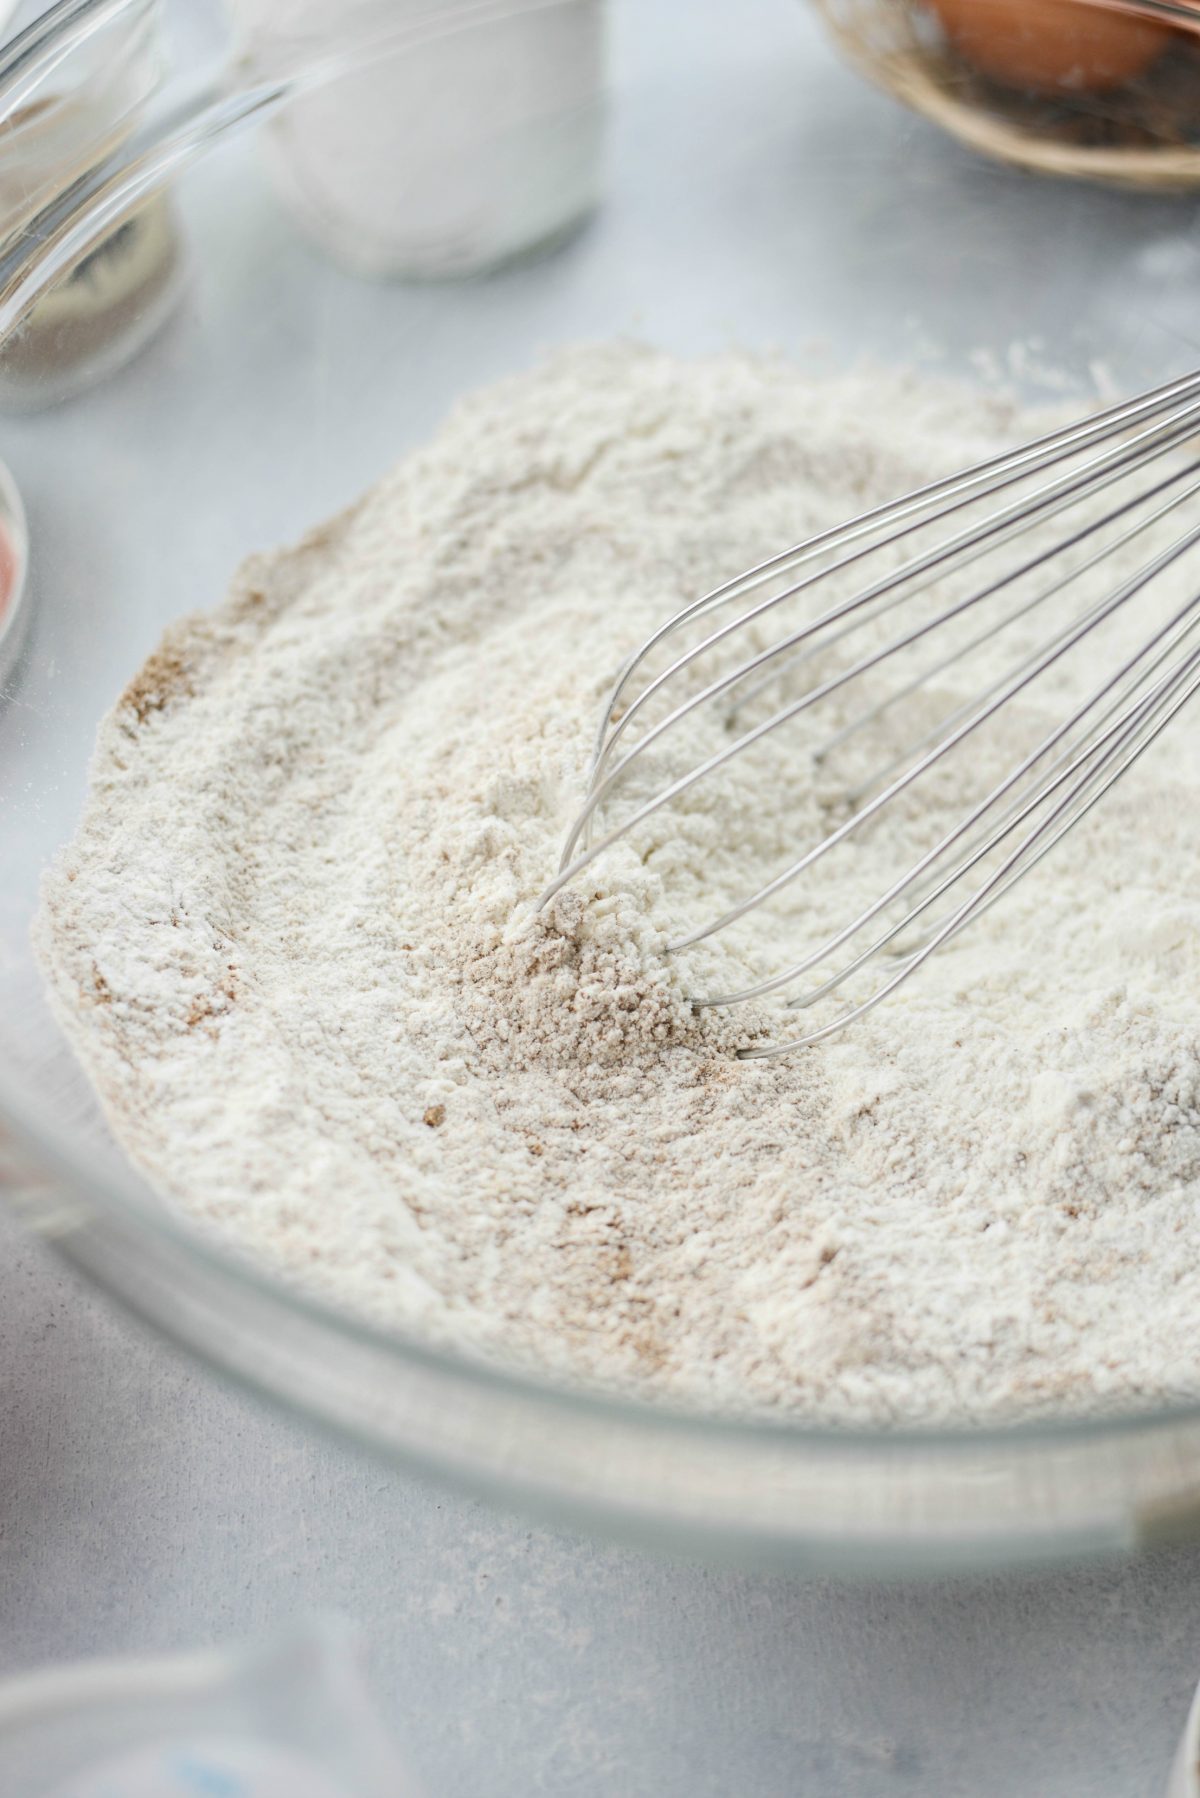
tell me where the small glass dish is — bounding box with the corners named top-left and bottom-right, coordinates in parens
top-left (0, 455), bottom-right (28, 689)
top-left (0, 1619), bottom-right (412, 1797)
top-left (815, 0), bottom-right (1200, 189)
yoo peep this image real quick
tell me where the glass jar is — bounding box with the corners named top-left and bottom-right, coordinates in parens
top-left (227, 0), bottom-right (607, 278)
top-left (0, 0), bottom-right (184, 409)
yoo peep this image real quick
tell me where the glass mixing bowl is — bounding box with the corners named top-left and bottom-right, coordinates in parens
top-left (5, 0), bottom-right (1200, 1574)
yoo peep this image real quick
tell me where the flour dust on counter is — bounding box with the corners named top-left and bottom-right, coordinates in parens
top-left (34, 343), bottom-right (1200, 1427)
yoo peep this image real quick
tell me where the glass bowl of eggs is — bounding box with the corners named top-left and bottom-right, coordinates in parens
top-left (815, 0), bottom-right (1200, 187)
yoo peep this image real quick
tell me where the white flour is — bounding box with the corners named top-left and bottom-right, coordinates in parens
top-left (34, 343), bottom-right (1200, 1425)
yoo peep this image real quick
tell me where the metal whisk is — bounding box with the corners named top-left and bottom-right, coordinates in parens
top-left (537, 369), bottom-right (1200, 1057)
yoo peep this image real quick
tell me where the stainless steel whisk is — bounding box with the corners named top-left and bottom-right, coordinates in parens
top-left (537, 369), bottom-right (1200, 1056)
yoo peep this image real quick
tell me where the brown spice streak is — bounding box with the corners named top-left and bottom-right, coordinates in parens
top-left (119, 645), bottom-right (193, 727)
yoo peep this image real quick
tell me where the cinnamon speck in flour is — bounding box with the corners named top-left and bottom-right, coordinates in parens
top-left (34, 344), bottom-right (1200, 1425)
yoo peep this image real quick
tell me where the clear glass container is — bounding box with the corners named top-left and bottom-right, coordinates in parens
top-left (227, 0), bottom-right (606, 277)
top-left (815, 0), bottom-right (1200, 190)
top-left (0, 452), bottom-right (28, 684)
top-left (0, 0), bottom-right (184, 408)
top-left (5, 0), bottom-right (1200, 1573)
top-left (0, 1620), bottom-right (413, 1797)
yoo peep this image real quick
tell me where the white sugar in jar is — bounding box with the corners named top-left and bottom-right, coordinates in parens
top-left (228, 0), bottom-right (606, 278)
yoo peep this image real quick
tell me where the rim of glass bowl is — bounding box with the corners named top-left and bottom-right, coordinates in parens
top-left (9, 1054), bottom-right (1200, 1573)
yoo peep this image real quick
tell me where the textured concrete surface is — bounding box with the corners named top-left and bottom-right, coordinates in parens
top-left (4, 1214), bottom-right (1200, 1797)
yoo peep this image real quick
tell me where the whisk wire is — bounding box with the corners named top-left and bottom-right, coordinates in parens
top-left (589, 366), bottom-right (1200, 773)
top-left (668, 513), bottom-right (1200, 957)
top-left (741, 641), bottom-right (1200, 1059)
top-left (788, 627), bottom-right (1200, 1014)
top-left (689, 585), bottom-right (1200, 1010)
top-left (588, 376), bottom-right (1200, 787)
top-left (570, 397), bottom-right (1200, 877)
top-left (543, 374), bottom-right (1200, 1050)
top-left (835, 457), bottom-right (1200, 802)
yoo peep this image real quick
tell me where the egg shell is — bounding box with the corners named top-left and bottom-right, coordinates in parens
top-left (924, 0), bottom-right (1175, 94)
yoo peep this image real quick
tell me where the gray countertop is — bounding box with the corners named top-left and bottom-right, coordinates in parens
top-left (4, 1208), bottom-right (1200, 1798)
top-left (7, 0), bottom-right (1200, 1792)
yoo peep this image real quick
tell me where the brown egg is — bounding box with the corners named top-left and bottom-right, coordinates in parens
top-left (924, 0), bottom-right (1174, 94)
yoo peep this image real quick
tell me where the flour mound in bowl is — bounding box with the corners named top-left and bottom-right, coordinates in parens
top-left (34, 343), bottom-right (1200, 1426)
